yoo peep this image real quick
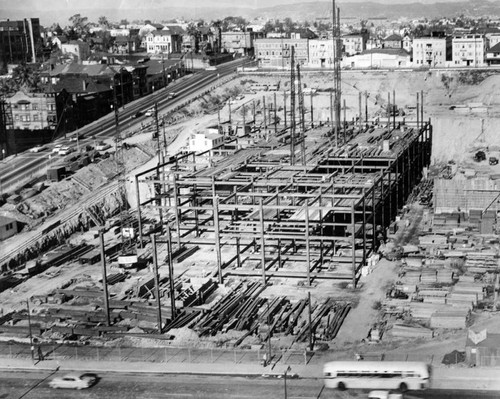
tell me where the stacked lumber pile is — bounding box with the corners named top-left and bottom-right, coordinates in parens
top-left (436, 269), bottom-right (454, 283)
top-left (464, 251), bottom-right (498, 274)
top-left (430, 310), bottom-right (469, 329)
top-left (389, 323), bottom-right (434, 339)
top-left (409, 302), bottom-right (449, 320)
top-left (418, 286), bottom-right (450, 304)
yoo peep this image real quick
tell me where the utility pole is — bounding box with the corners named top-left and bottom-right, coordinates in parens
top-left (152, 234), bottom-right (163, 334)
top-left (290, 46), bottom-right (296, 166)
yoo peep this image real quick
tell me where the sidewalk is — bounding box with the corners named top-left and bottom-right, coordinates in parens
top-left (2, 356), bottom-right (500, 391)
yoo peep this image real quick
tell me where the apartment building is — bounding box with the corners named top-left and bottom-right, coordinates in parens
top-left (452, 34), bottom-right (486, 66)
top-left (413, 35), bottom-right (451, 67)
top-left (309, 39), bottom-right (334, 68)
top-left (255, 38), bottom-right (309, 68)
top-left (4, 91), bottom-right (57, 131)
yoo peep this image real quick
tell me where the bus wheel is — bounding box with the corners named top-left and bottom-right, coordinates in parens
top-left (399, 382), bottom-right (408, 392)
top-left (337, 382), bottom-right (346, 391)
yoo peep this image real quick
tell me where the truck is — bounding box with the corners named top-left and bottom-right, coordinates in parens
top-left (47, 165), bottom-right (67, 182)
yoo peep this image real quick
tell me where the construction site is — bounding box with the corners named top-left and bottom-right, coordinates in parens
top-left (2, 16), bottom-right (500, 368)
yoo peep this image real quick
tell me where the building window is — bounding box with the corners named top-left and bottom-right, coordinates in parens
top-left (33, 115), bottom-right (38, 121)
top-left (32, 103), bottom-right (38, 110)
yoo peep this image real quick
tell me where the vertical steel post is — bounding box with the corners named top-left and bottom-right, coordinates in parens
top-left (305, 201), bottom-right (311, 286)
top-left (100, 230), bottom-right (110, 326)
top-left (213, 196), bottom-right (223, 284)
top-left (152, 234), bottom-right (163, 333)
top-left (259, 198), bottom-right (266, 285)
top-left (166, 225), bottom-right (176, 321)
top-left (135, 175), bottom-right (143, 248)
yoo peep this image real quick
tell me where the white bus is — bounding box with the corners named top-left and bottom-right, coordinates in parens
top-left (323, 361), bottom-right (431, 392)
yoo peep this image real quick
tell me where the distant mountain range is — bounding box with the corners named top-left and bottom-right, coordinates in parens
top-left (2, 0), bottom-right (500, 26)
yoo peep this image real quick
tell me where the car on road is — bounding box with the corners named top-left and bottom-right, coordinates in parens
top-left (205, 66), bottom-right (217, 71)
top-left (49, 373), bottom-right (98, 389)
top-left (95, 142), bottom-right (112, 151)
top-left (167, 92), bottom-right (177, 98)
top-left (29, 145), bottom-right (47, 153)
top-left (70, 133), bottom-right (84, 142)
top-left (52, 144), bottom-right (63, 153)
top-left (58, 146), bottom-right (73, 156)
top-left (132, 110), bottom-right (144, 118)
top-left (145, 108), bottom-right (155, 117)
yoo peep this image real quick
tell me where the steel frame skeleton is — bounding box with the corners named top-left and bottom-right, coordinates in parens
top-left (134, 118), bottom-right (432, 288)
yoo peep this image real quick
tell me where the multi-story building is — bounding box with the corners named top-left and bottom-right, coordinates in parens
top-left (308, 39), bottom-right (334, 68)
top-left (0, 18), bottom-right (41, 71)
top-left (221, 31), bottom-right (261, 55)
top-left (341, 31), bottom-right (369, 56)
top-left (4, 91), bottom-right (57, 130)
top-left (255, 38), bottom-right (309, 68)
top-left (412, 35), bottom-right (451, 67)
top-left (452, 34), bottom-right (486, 66)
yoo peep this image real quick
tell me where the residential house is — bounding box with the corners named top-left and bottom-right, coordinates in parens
top-left (0, 216), bottom-right (18, 241)
top-left (413, 34), bottom-right (451, 67)
top-left (486, 42), bottom-right (500, 65)
top-left (308, 39), bottom-right (334, 68)
top-left (452, 34), bottom-right (486, 66)
top-left (0, 18), bottom-right (41, 71)
top-left (51, 35), bottom-right (68, 50)
top-left (40, 63), bottom-right (134, 133)
top-left (342, 48), bottom-right (411, 69)
top-left (402, 34), bottom-right (412, 53)
top-left (255, 38), bottom-right (310, 69)
top-left (383, 33), bottom-right (403, 49)
top-left (486, 33), bottom-right (500, 49)
top-left (341, 31), bottom-right (369, 56)
top-left (190, 131), bottom-right (224, 153)
top-left (61, 40), bottom-right (91, 63)
top-left (114, 34), bottom-right (141, 54)
top-left (145, 26), bottom-right (183, 55)
top-left (139, 23), bottom-right (164, 48)
top-left (4, 91), bottom-right (57, 130)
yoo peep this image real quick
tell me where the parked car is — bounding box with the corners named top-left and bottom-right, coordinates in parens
top-left (205, 66), bottom-right (217, 71)
top-left (132, 110), bottom-right (144, 118)
top-left (29, 145), bottom-right (47, 153)
top-left (167, 92), bottom-right (177, 98)
top-left (49, 373), bottom-right (97, 389)
top-left (58, 146), bottom-right (73, 156)
top-left (95, 142), bottom-right (111, 151)
top-left (145, 108), bottom-right (155, 117)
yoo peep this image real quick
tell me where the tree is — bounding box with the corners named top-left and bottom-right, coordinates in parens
top-left (120, 19), bottom-right (129, 27)
top-left (98, 16), bottom-right (109, 29)
top-left (187, 23), bottom-right (201, 53)
top-left (283, 17), bottom-right (294, 32)
top-left (211, 20), bottom-right (223, 53)
top-left (68, 14), bottom-right (90, 38)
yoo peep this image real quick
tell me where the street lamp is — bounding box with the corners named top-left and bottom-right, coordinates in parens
top-left (284, 365), bottom-right (292, 399)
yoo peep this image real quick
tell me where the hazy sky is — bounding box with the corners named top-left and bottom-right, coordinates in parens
top-left (0, 0), bottom-right (482, 10)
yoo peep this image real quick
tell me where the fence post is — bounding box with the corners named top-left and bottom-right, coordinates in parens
top-left (304, 349), bottom-right (307, 365)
